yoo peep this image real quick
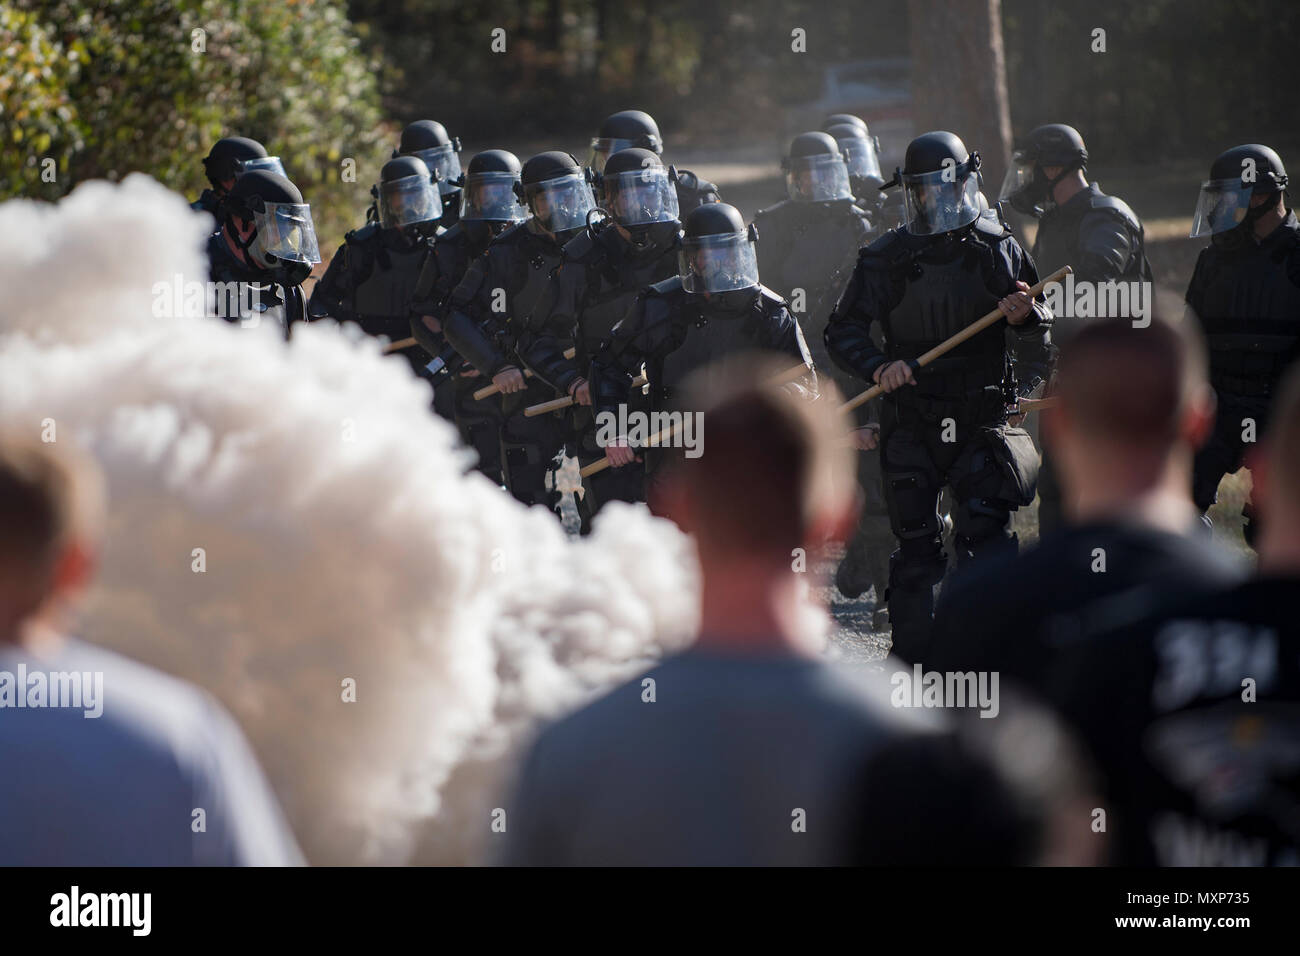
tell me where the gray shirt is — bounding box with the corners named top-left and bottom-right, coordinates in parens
top-left (0, 638), bottom-right (302, 865)
top-left (499, 647), bottom-right (936, 866)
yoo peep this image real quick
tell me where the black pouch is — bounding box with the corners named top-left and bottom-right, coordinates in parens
top-left (981, 424), bottom-right (1040, 506)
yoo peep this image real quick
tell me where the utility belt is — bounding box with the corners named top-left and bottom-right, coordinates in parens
top-left (886, 385), bottom-right (1010, 429)
top-left (1210, 351), bottom-right (1289, 397)
top-left (1212, 371), bottom-right (1276, 400)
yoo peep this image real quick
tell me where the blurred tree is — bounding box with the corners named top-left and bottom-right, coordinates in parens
top-left (908, 0), bottom-right (1012, 195)
top-left (1, 0), bottom-right (385, 247)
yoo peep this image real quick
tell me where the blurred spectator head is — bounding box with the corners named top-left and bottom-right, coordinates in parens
top-left (0, 435), bottom-right (104, 642)
top-left (1045, 311), bottom-right (1215, 513)
top-left (853, 689), bottom-right (1102, 865)
top-left (657, 358), bottom-right (856, 565)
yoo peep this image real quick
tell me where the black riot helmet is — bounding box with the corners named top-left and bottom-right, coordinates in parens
top-left (373, 155), bottom-right (442, 231)
top-left (824, 113), bottom-right (869, 134)
top-left (782, 131), bottom-right (853, 202)
top-left (826, 122), bottom-right (885, 194)
top-left (1191, 144), bottom-right (1290, 237)
top-left (678, 202), bottom-right (760, 308)
top-left (222, 170), bottom-right (321, 274)
top-left (1000, 124), bottom-right (1088, 217)
top-left (600, 148), bottom-right (681, 251)
top-left (517, 150), bottom-right (598, 241)
top-left (458, 149), bottom-right (527, 243)
top-left (201, 136), bottom-right (281, 191)
top-left (886, 131), bottom-right (983, 236)
top-left (396, 120), bottom-right (463, 197)
top-left (588, 109), bottom-right (664, 175)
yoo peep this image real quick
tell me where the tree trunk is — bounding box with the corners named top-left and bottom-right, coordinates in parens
top-left (908, 0), bottom-right (1013, 198)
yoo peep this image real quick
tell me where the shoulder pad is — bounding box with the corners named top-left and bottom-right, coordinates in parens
top-left (560, 228), bottom-right (602, 265)
top-left (491, 221), bottom-right (529, 248)
top-left (1086, 193), bottom-right (1142, 233)
top-left (646, 275), bottom-right (684, 297)
top-left (756, 284), bottom-right (788, 311)
top-left (859, 227), bottom-right (908, 262)
top-left (753, 199), bottom-right (793, 221)
top-left (972, 215), bottom-right (1011, 241)
top-left (344, 222), bottom-right (381, 245)
top-left (437, 221), bottom-right (465, 245)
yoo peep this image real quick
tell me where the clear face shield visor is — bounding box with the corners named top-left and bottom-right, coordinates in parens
top-left (252, 201), bottom-right (321, 266)
top-left (998, 155), bottom-right (1038, 203)
top-left (523, 173), bottom-right (597, 235)
top-left (378, 173), bottom-right (443, 229)
top-left (604, 166), bottom-right (680, 226)
top-left (410, 143), bottom-right (463, 196)
top-left (1190, 178), bottom-right (1258, 237)
top-left (785, 153), bottom-right (854, 202)
top-left (459, 171), bottom-right (527, 222)
top-left (678, 232), bottom-right (760, 293)
top-left (900, 167), bottom-right (983, 235)
top-left (237, 156), bottom-right (287, 179)
top-left (839, 136), bottom-right (883, 182)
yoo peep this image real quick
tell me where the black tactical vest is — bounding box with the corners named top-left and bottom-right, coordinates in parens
top-left (1195, 221), bottom-right (1300, 394)
top-left (348, 232), bottom-right (430, 329)
top-left (882, 239), bottom-right (1007, 402)
top-left (573, 235), bottom-right (679, 365)
top-left (657, 288), bottom-right (773, 406)
top-left (497, 228), bottom-right (564, 343)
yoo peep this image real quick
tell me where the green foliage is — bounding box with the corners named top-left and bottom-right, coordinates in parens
top-left (1, 0), bottom-right (386, 246)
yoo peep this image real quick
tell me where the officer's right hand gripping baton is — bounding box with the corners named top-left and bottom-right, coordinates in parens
top-left (839, 265), bottom-right (1072, 415)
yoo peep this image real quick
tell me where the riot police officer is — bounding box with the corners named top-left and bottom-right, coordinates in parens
top-left (1001, 124), bottom-right (1149, 297)
top-left (408, 149), bottom-right (529, 480)
top-left (587, 109), bottom-right (720, 215)
top-left (825, 131), bottom-right (1052, 660)
top-left (519, 147), bottom-right (683, 529)
top-left (192, 136), bottom-right (285, 221)
top-left (1185, 143), bottom-right (1300, 539)
top-left (207, 169), bottom-right (320, 340)
top-left (754, 132), bottom-right (888, 609)
top-left (441, 151), bottom-right (597, 509)
top-left (1000, 123), bottom-right (1152, 532)
top-left (308, 156), bottom-right (441, 379)
top-left (589, 201), bottom-right (816, 507)
top-left (824, 120), bottom-right (889, 221)
top-left (395, 119), bottom-right (464, 230)
top-left (754, 132), bottom-right (876, 353)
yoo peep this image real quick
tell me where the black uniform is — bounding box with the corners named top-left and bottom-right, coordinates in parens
top-left (826, 216), bottom-right (1052, 659)
top-left (407, 222), bottom-right (501, 469)
top-left (1187, 212), bottom-right (1300, 516)
top-left (1046, 576), bottom-right (1298, 865)
top-left (308, 222), bottom-right (435, 377)
top-left (589, 277), bottom-right (816, 497)
top-left (754, 195), bottom-right (891, 609)
top-left (206, 232), bottom-right (306, 340)
top-left (441, 221), bottom-right (569, 507)
top-left (519, 223), bottom-right (680, 527)
top-left (1033, 183), bottom-right (1152, 532)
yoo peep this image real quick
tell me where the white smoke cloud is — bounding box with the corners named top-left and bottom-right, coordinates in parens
top-left (0, 175), bottom-right (699, 864)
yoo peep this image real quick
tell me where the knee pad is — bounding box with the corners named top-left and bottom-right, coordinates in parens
top-left (884, 469), bottom-right (942, 541)
top-left (890, 541), bottom-right (946, 585)
top-left (501, 438), bottom-right (560, 508)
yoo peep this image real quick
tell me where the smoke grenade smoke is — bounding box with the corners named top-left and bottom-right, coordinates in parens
top-left (0, 176), bottom-right (699, 864)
